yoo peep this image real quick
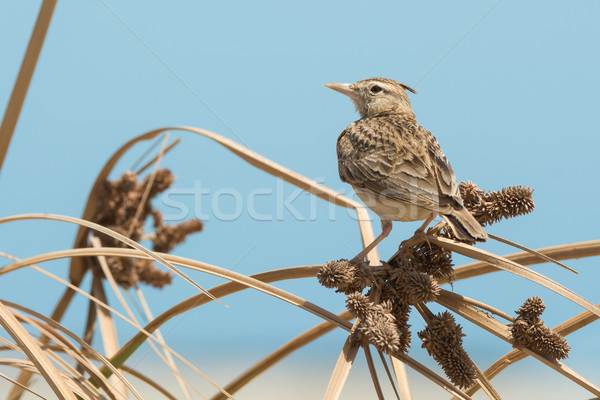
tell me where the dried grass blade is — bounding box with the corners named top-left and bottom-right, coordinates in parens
top-left (91, 275), bottom-right (127, 397)
top-left (12, 310), bottom-right (133, 400)
top-left (0, 0), bottom-right (57, 173)
top-left (0, 213), bottom-right (225, 306)
top-left (3, 301), bottom-right (143, 399)
top-left (487, 233), bottom-right (576, 274)
top-left (452, 239), bottom-right (600, 282)
top-left (0, 302), bottom-right (76, 400)
top-left (428, 236), bottom-right (600, 318)
top-left (324, 336), bottom-right (360, 400)
top-left (363, 345), bottom-right (385, 400)
top-left (135, 138), bottom-right (180, 175)
top-left (0, 370), bottom-right (46, 399)
top-left (390, 357), bottom-right (412, 400)
top-left (472, 363), bottom-right (502, 400)
top-left (376, 351), bottom-right (400, 400)
top-left (135, 287), bottom-right (193, 400)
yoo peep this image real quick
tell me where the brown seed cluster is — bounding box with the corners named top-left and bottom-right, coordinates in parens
top-left (418, 311), bottom-right (476, 389)
top-left (90, 169), bottom-right (203, 289)
top-left (459, 181), bottom-right (535, 226)
top-left (317, 259), bottom-right (373, 294)
top-left (318, 250), bottom-right (443, 356)
top-left (508, 297), bottom-right (570, 360)
top-left (318, 181), bottom-right (551, 388)
top-left (346, 293), bottom-right (411, 354)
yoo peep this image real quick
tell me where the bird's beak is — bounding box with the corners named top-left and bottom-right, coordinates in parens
top-left (324, 82), bottom-right (358, 101)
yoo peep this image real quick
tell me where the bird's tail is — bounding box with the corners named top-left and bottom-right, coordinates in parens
top-left (441, 208), bottom-right (488, 242)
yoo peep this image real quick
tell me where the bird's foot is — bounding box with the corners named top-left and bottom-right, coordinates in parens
top-left (414, 227), bottom-right (433, 251)
top-left (398, 228), bottom-right (432, 256)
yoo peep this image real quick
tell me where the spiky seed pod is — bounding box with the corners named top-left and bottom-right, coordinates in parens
top-left (459, 182), bottom-right (535, 226)
top-left (535, 326), bottom-right (571, 360)
top-left (318, 260), bottom-right (356, 290)
top-left (363, 312), bottom-right (401, 354)
top-left (439, 347), bottom-right (477, 390)
top-left (401, 270), bottom-right (440, 305)
top-left (458, 181), bottom-right (483, 205)
top-left (515, 296), bottom-right (546, 322)
top-left (345, 292), bottom-right (375, 319)
top-left (318, 259), bottom-right (372, 293)
top-left (391, 300), bottom-right (412, 353)
top-left (418, 311), bottom-right (476, 389)
top-left (509, 297), bottom-right (570, 360)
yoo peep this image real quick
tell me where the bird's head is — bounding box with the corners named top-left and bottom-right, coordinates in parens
top-left (324, 77), bottom-right (417, 118)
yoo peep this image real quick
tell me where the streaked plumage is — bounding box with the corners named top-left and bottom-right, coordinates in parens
top-left (326, 77), bottom-right (487, 246)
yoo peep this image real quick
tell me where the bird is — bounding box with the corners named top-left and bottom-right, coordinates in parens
top-left (325, 77), bottom-right (487, 261)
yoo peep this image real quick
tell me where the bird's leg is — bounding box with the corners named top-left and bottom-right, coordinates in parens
top-left (414, 212), bottom-right (436, 238)
top-left (351, 220), bottom-right (392, 264)
top-left (399, 212), bottom-right (437, 253)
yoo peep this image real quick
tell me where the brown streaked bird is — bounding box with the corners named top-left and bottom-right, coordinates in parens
top-left (325, 77), bottom-right (487, 261)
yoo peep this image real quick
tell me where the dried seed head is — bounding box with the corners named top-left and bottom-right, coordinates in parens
top-left (318, 260), bottom-right (356, 290)
top-left (509, 297), bottom-right (570, 360)
top-left (318, 259), bottom-right (371, 293)
top-left (516, 296), bottom-right (546, 322)
top-left (459, 181), bottom-right (483, 204)
top-left (406, 270), bottom-right (440, 304)
top-left (395, 270), bottom-right (440, 305)
top-left (90, 170), bottom-right (201, 289)
top-left (346, 292), bottom-right (375, 319)
top-left (153, 218), bottom-right (204, 253)
top-left (459, 182), bottom-right (535, 226)
top-left (418, 311), bottom-right (475, 389)
top-left (363, 312), bottom-right (400, 354)
top-left (440, 348), bottom-right (477, 390)
top-left (391, 300), bottom-right (412, 353)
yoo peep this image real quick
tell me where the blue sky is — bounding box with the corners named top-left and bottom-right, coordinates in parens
top-left (1, 1), bottom-right (599, 398)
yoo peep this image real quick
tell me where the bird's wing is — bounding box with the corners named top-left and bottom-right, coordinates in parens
top-left (337, 118), bottom-right (461, 211)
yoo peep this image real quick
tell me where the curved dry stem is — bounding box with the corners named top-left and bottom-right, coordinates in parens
top-left (324, 337), bottom-right (361, 400)
top-left (0, 370), bottom-right (46, 399)
top-left (429, 236), bottom-right (600, 319)
top-left (487, 233), bottom-right (576, 274)
top-left (0, 303), bottom-right (76, 400)
top-left (0, 0), bottom-right (57, 173)
top-left (0, 213), bottom-right (222, 305)
top-left (452, 239), bottom-right (600, 282)
top-left (3, 301), bottom-right (141, 399)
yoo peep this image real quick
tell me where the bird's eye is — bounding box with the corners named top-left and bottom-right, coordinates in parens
top-left (370, 85), bottom-right (383, 94)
